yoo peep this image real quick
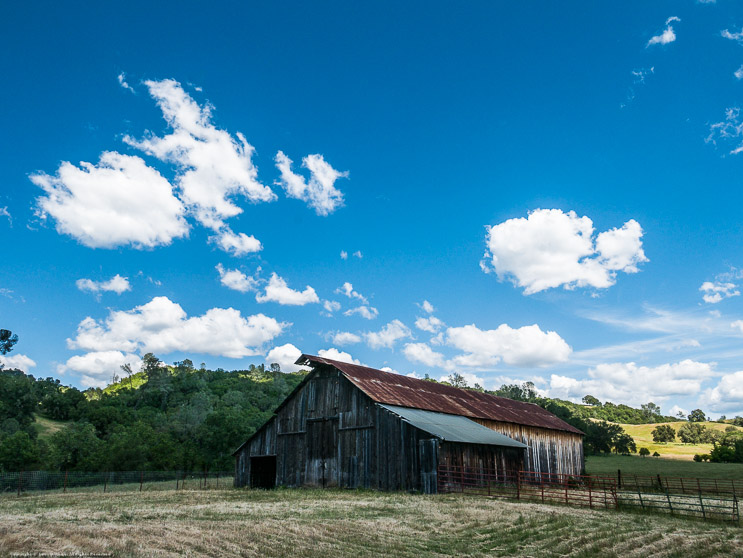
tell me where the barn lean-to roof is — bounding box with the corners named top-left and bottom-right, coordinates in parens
top-left (296, 354), bottom-right (583, 435)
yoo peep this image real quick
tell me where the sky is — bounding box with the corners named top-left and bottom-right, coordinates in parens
top-left (2, 1), bottom-right (743, 417)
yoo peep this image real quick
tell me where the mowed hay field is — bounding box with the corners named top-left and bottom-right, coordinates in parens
top-left (1, 489), bottom-right (742, 558)
top-left (619, 422), bottom-right (743, 460)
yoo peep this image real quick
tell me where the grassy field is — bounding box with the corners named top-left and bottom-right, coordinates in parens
top-left (586, 454), bottom-right (743, 480)
top-left (31, 413), bottom-right (70, 439)
top-left (619, 422), bottom-right (743, 460)
top-left (0, 488), bottom-right (741, 557)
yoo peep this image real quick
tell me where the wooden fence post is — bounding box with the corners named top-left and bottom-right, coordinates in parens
top-left (139, 471), bottom-right (144, 492)
top-left (63, 470), bottom-right (68, 494)
top-left (666, 491), bottom-right (673, 515)
top-left (588, 483), bottom-right (593, 509)
top-left (617, 469), bottom-right (622, 489)
top-left (103, 472), bottom-right (107, 493)
top-left (17, 470), bottom-right (23, 497)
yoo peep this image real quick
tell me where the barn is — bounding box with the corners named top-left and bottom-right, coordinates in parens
top-left (233, 354), bottom-right (583, 493)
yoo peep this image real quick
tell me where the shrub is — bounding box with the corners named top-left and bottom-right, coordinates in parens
top-left (638, 447), bottom-right (650, 457)
top-left (652, 451), bottom-right (660, 457)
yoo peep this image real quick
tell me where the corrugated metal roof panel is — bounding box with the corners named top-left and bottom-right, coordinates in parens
top-left (380, 404), bottom-right (528, 448)
top-left (295, 354), bottom-right (583, 435)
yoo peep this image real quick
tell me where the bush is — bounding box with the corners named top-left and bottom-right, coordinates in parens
top-left (652, 451), bottom-right (660, 457)
top-left (710, 445), bottom-right (737, 463)
top-left (639, 447), bottom-right (650, 457)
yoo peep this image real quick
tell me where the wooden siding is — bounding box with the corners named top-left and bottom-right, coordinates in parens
top-left (472, 419), bottom-right (584, 476)
top-left (235, 364), bottom-right (436, 491)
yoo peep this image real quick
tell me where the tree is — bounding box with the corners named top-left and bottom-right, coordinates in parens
top-left (614, 433), bottom-right (637, 455)
top-left (640, 402), bottom-right (661, 420)
top-left (269, 363), bottom-right (281, 373)
top-left (688, 409), bottom-right (707, 423)
top-left (582, 395), bottom-right (601, 406)
top-left (0, 431), bottom-right (40, 471)
top-left (494, 382), bottom-right (537, 401)
top-left (639, 447), bottom-right (650, 457)
top-left (0, 329), bottom-right (18, 356)
top-left (651, 424), bottom-right (676, 443)
top-left (447, 373), bottom-right (469, 388)
top-left (48, 423), bottom-right (103, 470)
top-left (652, 451), bottom-right (660, 457)
top-left (678, 422), bottom-right (714, 444)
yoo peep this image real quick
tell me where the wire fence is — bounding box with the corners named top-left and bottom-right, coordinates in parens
top-left (0, 470), bottom-right (234, 496)
top-left (437, 466), bottom-right (740, 524)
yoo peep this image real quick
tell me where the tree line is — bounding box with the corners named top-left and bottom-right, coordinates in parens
top-left (0, 350), bottom-right (305, 472)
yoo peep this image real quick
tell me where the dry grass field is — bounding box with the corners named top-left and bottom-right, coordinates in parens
top-left (0, 488), bottom-right (741, 557)
top-left (618, 422), bottom-right (743, 461)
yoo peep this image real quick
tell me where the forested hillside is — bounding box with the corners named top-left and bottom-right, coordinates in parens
top-left (0, 354), bottom-right (306, 472)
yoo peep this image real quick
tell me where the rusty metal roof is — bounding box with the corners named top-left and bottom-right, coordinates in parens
top-left (295, 354), bottom-right (583, 435)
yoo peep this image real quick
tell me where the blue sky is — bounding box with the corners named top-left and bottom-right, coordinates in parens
top-left (2, 1), bottom-right (743, 417)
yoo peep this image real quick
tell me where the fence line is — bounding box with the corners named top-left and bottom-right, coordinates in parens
top-left (437, 466), bottom-right (739, 523)
top-left (0, 470), bottom-right (234, 496)
top-left (612, 470), bottom-right (741, 497)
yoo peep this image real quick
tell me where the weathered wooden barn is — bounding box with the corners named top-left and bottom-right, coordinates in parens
top-left (233, 354), bottom-right (583, 492)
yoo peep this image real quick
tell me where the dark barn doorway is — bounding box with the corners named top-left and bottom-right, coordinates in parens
top-left (250, 456), bottom-right (277, 488)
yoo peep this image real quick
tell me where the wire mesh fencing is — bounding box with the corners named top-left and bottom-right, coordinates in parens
top-left (437, 466), bottom-right (740, 523)
top-left (0, 470), bottom-right (234, 496)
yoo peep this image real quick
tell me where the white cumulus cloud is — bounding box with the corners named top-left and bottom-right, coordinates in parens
top-left (700, 371), bottom-right (743, 413)
top-left (415, 316), bottom-right (444, 334)
top-left (32, 151), bottom-right (188, 249)
top-left (216, 264), bottom-right (259, 293)
top-left (344, 305), bottom-right (379, 320)
top-left (332, 331), bottom-right (362, 345)
top-left (124, 79), bottom-right (275, 231)
top-left (76, 274), bottom-right (131, 295)
top-left (0, 353), bottom-right (37, 372)
top-left (419, 300), bottom-right (435, 314)
top-left (403, 342), bottom-right (445, 368)
top-left (700, 281), bottom-right (740, 304)
top-left (318, 348), bottom-right (361, 364)
top-left (482, 209), bottom-right (647, 294)
top-left (256, 273), bottom-right (320, 306)
top-left (446, 323), bottom-right (572, 368)
top-left (211, 228), bottom-right (262, 255)
top-left (647, 16), bottom-right (680, 47)
top-left (68, 296), bottom-right (285, 358)
top-left (336, 282), bottom-right (368, 304)
top-left (549, 360), bottom-right (716, 407)
top-left (722, 27), bottom-right (743, 42)
top-left (365, 320), bottom-right (412, 350)
top-left (275, 151), bottom-right (346, 216)
top-left (265, 343), bottom-right (304, 373)
top-left (60, 350), bottom-right (141, 388)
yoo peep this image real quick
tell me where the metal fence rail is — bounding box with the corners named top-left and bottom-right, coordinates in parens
top-left (0, 471), bottom-right (234, 496)
top-left (437, 466), bottom-right (740, 523)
